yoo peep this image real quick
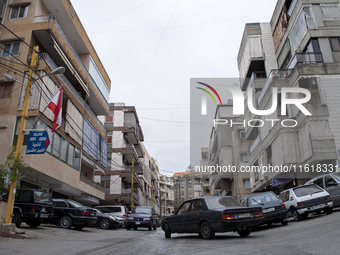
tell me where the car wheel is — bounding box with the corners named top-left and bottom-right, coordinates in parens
top-left (12, 211), bottom-right (22, 228)
top-left (27, 221), bottom-right (41, 228)
top-left (134, 227), bottom-right (138, 230)
top-left (164, 223), bottom-right (171, 238)
top-left (281, 219), bottom-right (288, 226)
top-left (267, 221), bottom-right (273, 226)
top-left (153, 224), bottom-right (157, 230)
top-left (60, 215), bottom-right (72, 229)
top-left (74, 225), bottom-right (84, 230)
top-left (200, 221), bottom-right (215, 239)
top-left (292, 208), bottom-right (303, 221)
top-left (148, 226), bottom-right (152, 231)
top-left (324, 207), bottom-right (333, 214)
top-left (237, 228), bottom-right (251, 237)
top-left (100, 218), bottom-right (110, 229)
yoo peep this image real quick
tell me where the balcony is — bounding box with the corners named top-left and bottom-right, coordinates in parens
top-left (121, 188), bottom-right (139, 202)
top-left (33, 14), bottom-right (109, 115)
top-left (121, 144), bottom-right (139, 165)
top-left (250, 135), bottom-right (260, 154)
top-left (80, 175), bottom-right (105, 193)
top-left (287, 52), bottom-right (323, 69)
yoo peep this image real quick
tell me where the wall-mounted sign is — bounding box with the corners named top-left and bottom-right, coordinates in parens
top-left (26, 131), bottom-right (50, 154)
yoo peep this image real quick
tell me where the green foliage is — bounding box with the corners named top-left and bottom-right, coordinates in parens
top-left (151, 157), bottom-right (159, 170)
top-left (0, 146), bottom-right (33, 195)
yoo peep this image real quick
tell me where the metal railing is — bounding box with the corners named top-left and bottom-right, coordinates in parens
top-left (287, 52), bottom-right (323, 69)
top-left (79, 175), bottom-right (105, 193)
top-left (85, 104), bottom-right (106, 133)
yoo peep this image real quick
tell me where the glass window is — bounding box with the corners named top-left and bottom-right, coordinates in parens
top-left (60, 138), bottom-right (68, 162)
top-left (52, 132), bottom-right (61, 158)
top-left (74, 148), bottom-right (80, 170)
top-left (189, 200), bottom-right (203, 211)
top-left (0, 83), bottom-right (11, 98)
top-left (9, 5), bottom-right (28, 19)
top-left (53, 201), bottom-right (68, 208)
top-left (279, 192), bottom-right (286, 202)
top-left (293, 184), bottom-right (323, 197)
top-left (206, 197), bottom-right (241, 209)
top-left (313, 177), bottom-right (324, 188)
top-left (177, 201), bottom-right (191, 215)
top-left (249, 192), bottom-right (279, 206)
top-left (2, 42), bottom-right (20, 57)
top-left (67, 143), bottom-right (74, 166)
top-left (325, 176), bottom-right (337, 187)
top-left (244, 179), bottom-right (251, 189)
top-left (333, 173), bottom-right (340, 181)
top-left (330, 38), bottom-right (340, 52)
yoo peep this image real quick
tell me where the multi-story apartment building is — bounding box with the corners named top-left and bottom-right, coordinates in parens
top-left (238, 0), bottom-right (340, 193)
top-left (0, 0), bottom-right (110, 205)
top-left (95, 103), bottom-right (160, 211)
top-left (159, 174), bottom-right (174, 217)
top-left (208, 104), bottom-right (253, 201)
top-left (199, 148), bottom-right (210, 197)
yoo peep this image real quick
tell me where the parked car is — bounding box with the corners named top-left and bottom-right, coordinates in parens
top-left (240, 191), bottom-right (288, 226)
top-left (94, 205), bottom-right (129, 224)
top-left (305, 172), bottom-right (340, 207)
top-left (126, 206), bottom-right (158, 231)
top-left (92, 208), bottom-right (121, 229)
top-left (161, 196), bottom-right (263, 239)
top-left (48, 199), bottom-right (97, 230)
top-left (279, 184), bottom-right (333, 221)
top-left (12, 189), bottom-right (54, 228)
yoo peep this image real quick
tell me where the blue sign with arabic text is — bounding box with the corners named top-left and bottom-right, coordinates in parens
top-left (26, 131), bottom-right (50, 154)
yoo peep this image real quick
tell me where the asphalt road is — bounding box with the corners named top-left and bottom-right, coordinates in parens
top-left (1, 210), bottom-right (340, 255)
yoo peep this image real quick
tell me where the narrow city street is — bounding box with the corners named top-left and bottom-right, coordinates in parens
top-left (1, 209), bottom-right (339, 255)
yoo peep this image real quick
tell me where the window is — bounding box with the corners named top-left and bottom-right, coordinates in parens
top-left (330, 37), bottom-right (340, 52)
top-left (241, 153), bottom-right (248, 163)
top-left (313, 177), bottom-right (324, 188)
top-left (277, 39), bottom-right (292, 69)
top-left (0, 83), bottom-right (11, 98)
top-left (52, 132), bottom-right (61, 158)
top-left (60, 138), bottom-right (68, 162)
top-left (9, 5), bottom-right (28, 19)
top-left (244, 179), bottom-right (251, 189)
top-left (177, 201), bottom-right (191, 215)
top-left (74, 148), bottom-right (81, 170)
top-left (325, 176), bottom-right (337, 188)
top-left (2, 42), bottom-right (20, 57)
top-left (0, 0), bottom-right (7, 23)
top-left (104, 122), bottom-right (113, 128)
top-left (279, 192), bottom-right (286, 202)
top-left (67, 143), bottom-right (74, 166)
top-left (240, 130), bottom-right (246, 139)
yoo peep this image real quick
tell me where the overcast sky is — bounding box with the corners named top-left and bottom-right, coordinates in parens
top-left (71, 0), bottom-right (278, 176)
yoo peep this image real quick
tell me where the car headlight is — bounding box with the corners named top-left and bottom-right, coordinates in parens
top-left (143, 218), bottom-right (151, 221)
top-left (128, 217), bottom-right (134, 220)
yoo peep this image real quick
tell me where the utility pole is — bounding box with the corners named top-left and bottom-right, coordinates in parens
top-left (130, 159), bottom-right (134, 210)
top-left (151, 180), bottom-right (153, 207)
top-left (6, 45), bottom-right (39, 224)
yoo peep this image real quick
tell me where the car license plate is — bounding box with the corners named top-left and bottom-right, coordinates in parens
top-left (135, 221), bottom-right (140, 225)
top-left (311, 204), bottom-right (324, 210)
top-left (236, 213), bottom-right (251, 218)
top-left (263, 207), bottom-right (275, 214)
top-left (40, 214), bottom-right (48, 218)
top-left (41, 208), bottom-right (46, 212)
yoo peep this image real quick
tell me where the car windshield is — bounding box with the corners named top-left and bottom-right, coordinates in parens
top-left (249, 193), bottom-right (279, 206)
top-left (206, 197), bottom-right (241, 209)
top-left (333, 173), bottom-right (340, 181)
top-left (293, 185), bottom-right (323, 197)
top-left (34, 191), bottom-right (52, 203)
top-left (134, 207), bottom-right (152, 214)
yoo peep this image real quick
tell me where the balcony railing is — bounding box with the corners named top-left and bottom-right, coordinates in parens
top-left (80, 175), bottom-right (105, 193)
top-left (287, 52), bottom-right (323, 69)
top-left (121, 188), bottom-right (139, 200)
top-left (257, 69), bottom-right (292, 105)
top-left (244, 71), bottom-right (267, 101)
top-left (85, 104), bottom-right (106, 133)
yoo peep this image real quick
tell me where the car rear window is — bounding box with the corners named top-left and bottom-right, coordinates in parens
top-left (293, 185), bottom-right (323, 197)
top-left (33, 191), bottom-right (52, 203)
top-left (206, 197), bottom-right (241, 209)
top-left (96, 207), bottom-right (121, 213)
top-left (15, 190), bottom-right (31, 202)
top-left (249, 192), bottom-right (280, 206)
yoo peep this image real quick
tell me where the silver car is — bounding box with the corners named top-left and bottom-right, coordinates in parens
top-left (94, 205), bottom-right (129, 223)
top-left (305, 172), bottom-right (340, 208)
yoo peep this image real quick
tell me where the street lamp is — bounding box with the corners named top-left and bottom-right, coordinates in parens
top-left (4, 46), bottom-right (66, 225)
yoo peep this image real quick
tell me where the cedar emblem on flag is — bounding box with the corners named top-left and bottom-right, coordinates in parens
top-left (47, 86), bottom-right (63, 132)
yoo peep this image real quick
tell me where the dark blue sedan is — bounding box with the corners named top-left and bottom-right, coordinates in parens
top-left (126, 206), bottom-right (157, 231)
top-left (161, 196), bottom-right (263, 239)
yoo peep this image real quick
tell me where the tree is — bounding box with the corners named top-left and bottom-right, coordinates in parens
top-left (0, 146), bottom-right (33, 197)
top-left (151, 157), bottom-right (159, 170)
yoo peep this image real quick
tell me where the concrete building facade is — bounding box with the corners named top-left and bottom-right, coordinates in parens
top-left (0, 0), bottom-right (111, 205)
top-left (238, 0), bottom-right (340, 193)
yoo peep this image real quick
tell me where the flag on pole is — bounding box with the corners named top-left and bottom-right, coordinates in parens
top-left (47, 86), bottom-right (63, 132)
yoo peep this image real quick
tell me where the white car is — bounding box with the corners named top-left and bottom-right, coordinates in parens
top-left (279, 184), bottom-right (333, 221)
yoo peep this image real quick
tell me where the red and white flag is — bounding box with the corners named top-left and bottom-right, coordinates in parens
top-left (47, 86), bottom-right (63, 132)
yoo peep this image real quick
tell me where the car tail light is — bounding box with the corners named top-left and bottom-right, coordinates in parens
top-left (253, 211), bottom-right (263, 217)
top-left (83, 211), bottom-right (90, 216)
top-left (222, 213), bottom-right (235, 220)
top-left (280, 202), bottom-right (286, 208)
top-left (297, 202), bottom-right (303, 207)
top-left (123, 214), bottom-right (126, 218)
top-left (327, 195), bottom-right (331, 199)
top-left (31, 205), bottom-right (35, 213)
